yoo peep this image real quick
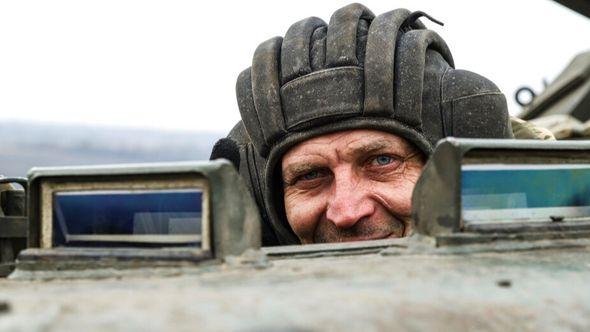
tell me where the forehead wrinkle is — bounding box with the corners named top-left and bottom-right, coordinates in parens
top-left (287, 130), bottom-right (367, 155)
top-left (283, 137), bottom-right (342, 169)
top-left (326, 133), bottom-right (383, 161)
top-left (283, 150), bottom-right (331, 167)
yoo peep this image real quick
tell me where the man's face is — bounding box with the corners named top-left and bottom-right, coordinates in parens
top-left (281, 129), bottom-right (424, 244)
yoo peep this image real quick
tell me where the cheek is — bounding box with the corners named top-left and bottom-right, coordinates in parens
top-left (284, 191), bottom-right (326, 243)
top-left (371, 168), bottom-right (421, 216)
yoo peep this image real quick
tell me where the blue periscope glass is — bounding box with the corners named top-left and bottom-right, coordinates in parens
top-left (52, 189), bottom-right (203, 248)
top-left (461, 164), bottom-right (590, 224)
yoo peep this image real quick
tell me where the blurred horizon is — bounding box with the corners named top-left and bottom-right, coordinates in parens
top-left (0, 120), bottom-right (223, 177)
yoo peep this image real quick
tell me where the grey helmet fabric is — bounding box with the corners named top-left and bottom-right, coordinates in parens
top-left (211, 3), bottom-right (513, 245)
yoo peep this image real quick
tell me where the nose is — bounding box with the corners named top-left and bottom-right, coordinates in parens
top-left (325, 167), bottom-right (374, 229)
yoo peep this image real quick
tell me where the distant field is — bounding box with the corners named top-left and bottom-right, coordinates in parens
top-left (0, 121), bottom-right (223, 177)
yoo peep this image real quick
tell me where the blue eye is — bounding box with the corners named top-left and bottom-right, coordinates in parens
top-left (374, 155), bottom-right (393, 165)
top-left (302, 170), bottom-right (321, 180)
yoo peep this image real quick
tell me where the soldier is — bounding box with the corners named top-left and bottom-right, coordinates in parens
top-left (211, 3), bottom-right (540, 246)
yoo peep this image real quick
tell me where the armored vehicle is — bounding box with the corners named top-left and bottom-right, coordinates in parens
top-left (1, 1), bottom-right (590, 331)
top-left (0, 138), bottom-right (589, 331)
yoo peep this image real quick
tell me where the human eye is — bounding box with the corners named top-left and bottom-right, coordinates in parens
top-left (285, 168), bottom-right (331, 190)
top-left (371, 155), bottom-right (395, 166)
top-left (368, 154), bottom-right (401, 167)
top-left (364, 154), bottom-right (404, 180)
top-left (301, 170), bottom-right (322, 181)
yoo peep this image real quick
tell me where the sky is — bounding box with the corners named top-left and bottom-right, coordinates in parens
top-left (0, 0), bottom-right (589, 134)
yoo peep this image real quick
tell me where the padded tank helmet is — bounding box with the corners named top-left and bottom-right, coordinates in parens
top-left (211, 3), bottom-right (513, 245)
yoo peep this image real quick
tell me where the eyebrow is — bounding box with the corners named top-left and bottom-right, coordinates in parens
top-left (346, 139), bottom-right (401, 156)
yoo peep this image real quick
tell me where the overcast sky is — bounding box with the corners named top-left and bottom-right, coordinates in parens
top-left (1, 0), bottom-right (588, 133)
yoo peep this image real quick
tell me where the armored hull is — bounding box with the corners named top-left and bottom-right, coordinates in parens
top-left (1, 240), bottom-right (589, 331)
